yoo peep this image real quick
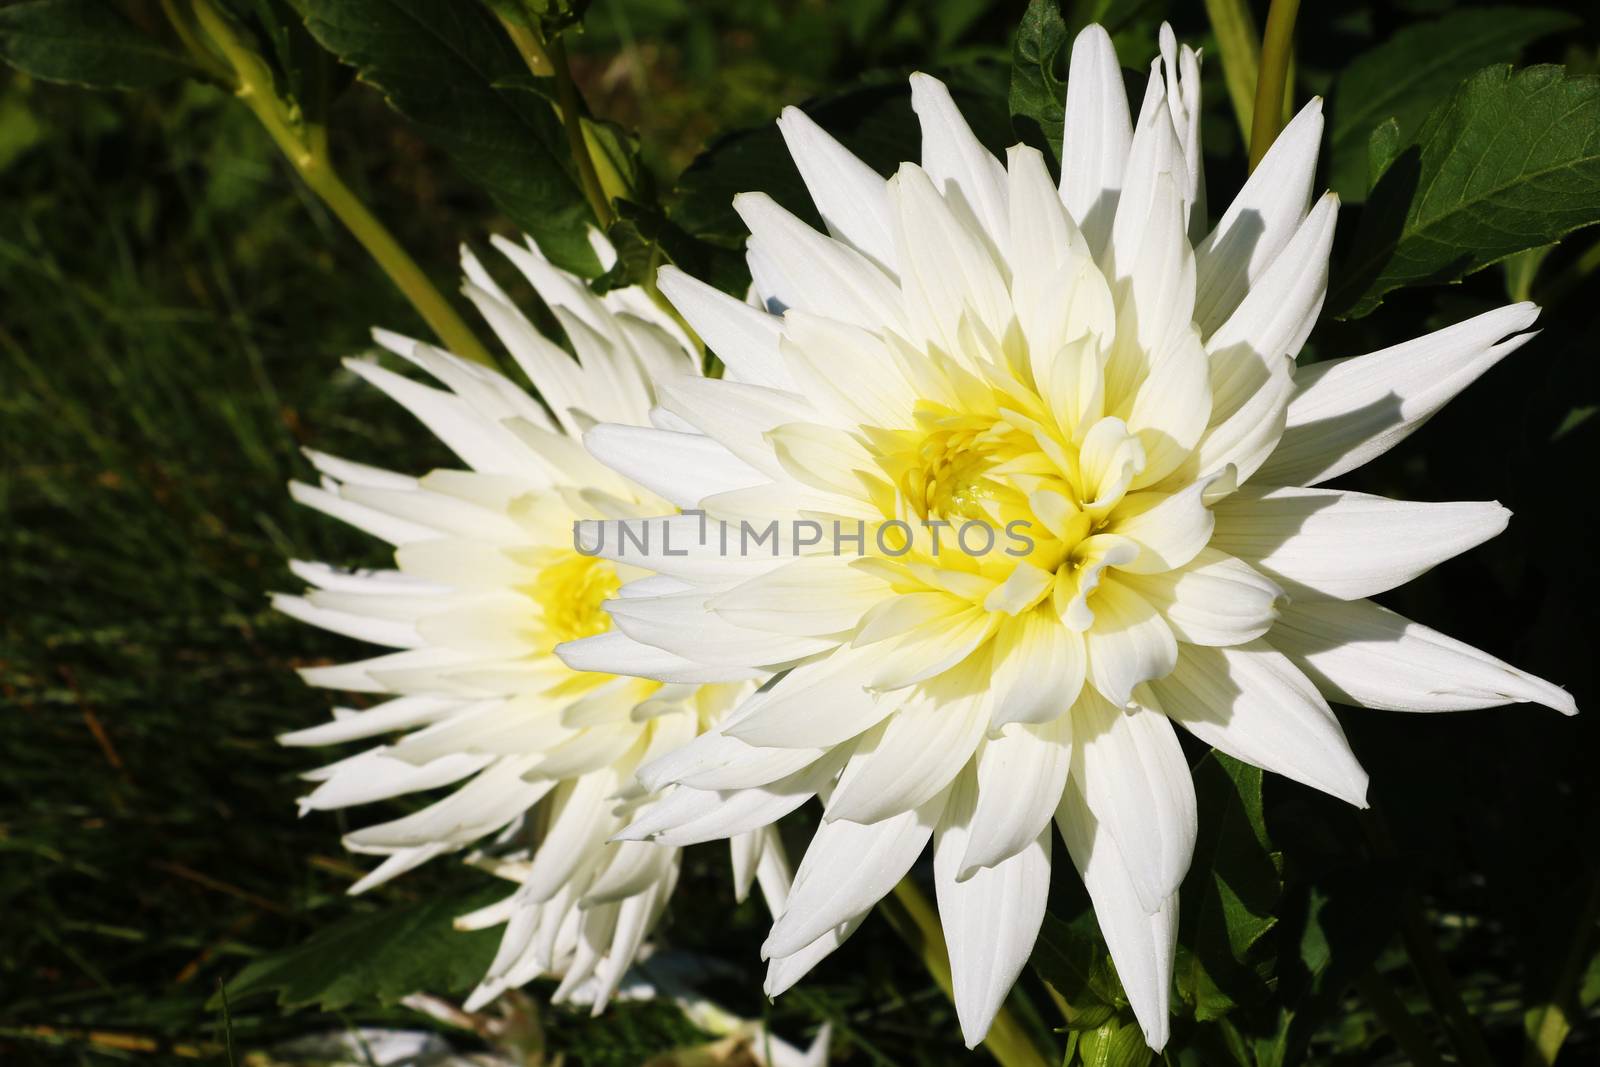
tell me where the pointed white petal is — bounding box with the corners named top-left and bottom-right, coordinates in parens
top-left (1059, 24), bottom-right (1133, 255)
top-left (1073, 690), bottom-right (1196, 911)
top-left (1210, 486), bottom-right (1510, 600)
top-left (1055, 779), bottom-right (1176, 1051)
top-left (656, 265), bottom-right (793, 390)
top-left (934, 769), bottom-right (1051, 1048)
top-left (1149, 641), bottom-right (1368, 806)
top-left (1258, 303), bottom-right (1541, 487)
top-left (911, 72), bottom-right (1010, 255)
top-left (776, 106), bottom-right (896, 270)
top-left (762, 787), bottom-right (948, 959)
top-left (1193, 99), bottom-right (1324, 336)
top-left (962, 714), bottom-right (1072, 875)
top-left (1270, 598), bottom-right (1576, 714)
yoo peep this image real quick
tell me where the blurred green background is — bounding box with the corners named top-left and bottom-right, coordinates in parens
top-left (2, 1), bottom-right (1598, 1064)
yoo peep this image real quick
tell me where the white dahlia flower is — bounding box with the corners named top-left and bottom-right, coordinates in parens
top-left (559, 23), bottom-right (1577, 1049)
top-left (275, 231), bottom-right (787, 1012)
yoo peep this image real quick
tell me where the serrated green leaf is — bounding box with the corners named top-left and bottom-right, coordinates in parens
top-left (1326, 7), bottom-right (1577, 201)
top-left (298, 0), bottom-right (598, 274)
top-left (1009, 0), bottom-right (1069, 162)
top-left (0, 0), bottom-right (197, 91)
top-left (1176, 753), bottom-right (1283, 1022)
top-left (1333, 65), bottom-right (1600, 319)
top-left (219, 885), bottom-right (502, 1011)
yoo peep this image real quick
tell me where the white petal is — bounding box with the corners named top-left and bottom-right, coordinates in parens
top-left (1073, 690), bottom-right (1196, 911)
top-left (724, 643), bottom-right (901, 748)
top-left (762, 787), bottom-right (948, 958)
top-left (934, 769), bottom-right (1051, 1048)
top-left (583, 423), bottom-right (764, 508)
top-left (1149, 641), bottom-right (1368, 806)
top-left (1055, 778), bottom-right (1176, 1051)
top-left (1193, 99), bottom-right (1324, 337)
top-left (605, 587), bottom-right (836, 668)
top-left (1118, 548), bottom-right (1283, 647)
top-left (1082, 577), bottom-right (1178, 707)
top-left (825, 688), bottom-right (987, 823)
top-left (1258, 303), bottom-right (1541, 487)
top-left (1059, 24), bottom-right (1133, 255)
top-left (1269, 598), bottom-right (1576, 714)
top-left (735, 192), bottom-right (905, 332)
top-left (656, 265), bottom-right (793, 390)
top-left (1204, 192), bottom-right (1339, 441)
top-left (962, 714), bottom-right (1072, 874)
top-left (989, 612), bottom-right (1086, 728)
top-left (1210, 486), bottom-right (1510, 600)
top-left (713, 555), bottom-right (888, 636)
top-left (779, 311), bottom-right (919, 430)
top-left (556, 630), bottom-right (765, 684)
top-left (765, 916), bottom-right (866, 997)
top-left (911, 72), bottom-right (1010, 256)
top-left (776, 106), bottom-right (896, 270)
top-left (1108, 472), bottom-right (1229, 575)
top-left (272, 593), bottom-right (422, 649)
top-left (889, 162), bottom-right (1012, 351)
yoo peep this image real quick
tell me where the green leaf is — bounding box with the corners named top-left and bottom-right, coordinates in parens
top-left (1176, 753), bottom-right (1283, 1022)
top-left (1009, 0), bottom-right (1070, 163)
top-left (1033, 908), bottom-right (1124, 1031)
top-left (0, 0), bottom-right (197, 91)
top-left (597, 198), bottom-right (744, 296)
top-left (1326, 7), bottom-right (1577, 201)
top-left (1076, 1017), bottom-right (1153, 1067)
top-left (1333, 64), bottom-right (1600, 319)
top-left (1366, 117), bottom-right (1400, 194)
top-left (298, 0), bottom-right (599, 274)
top-left (220, 886), bottom-right (503, 1010)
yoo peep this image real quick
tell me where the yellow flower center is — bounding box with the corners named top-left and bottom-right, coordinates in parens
top-left (531, 552), bottom-right (621, 646)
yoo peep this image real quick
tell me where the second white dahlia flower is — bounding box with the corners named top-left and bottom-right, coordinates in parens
top-left (276, 232), bottom-right (787, 1012)
top-left (560, 24), bottom-right (1577, 1049)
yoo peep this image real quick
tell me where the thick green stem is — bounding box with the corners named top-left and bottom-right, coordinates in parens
top-left (880, 878), bottom-right (1049, 1067)
top-left (185, 0), bottom-right (493, 367)
top-left (1356, 965), bottom-right (1444, 1067)
top-left (547, 35), bottom-right (614, 230)
top-left (1248, 0), bottom-right (1300, 171)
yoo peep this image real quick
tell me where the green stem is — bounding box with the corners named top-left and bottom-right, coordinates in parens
top-left (1520, 875), bottom-right (1600, 1067)
top-left (880, 878), bottom-right (1049, 1067)
top-left (1248, 0), bottom-right (1300, 171)
top-left (1202, 0), bottom-right (1261, 146)
top-left (547, 34), bottom-right (614, 230)
top-left (1363, 813), bottom-right (1496, 1067)
top-left (185, 0), bottom-right (493, 367)
top-left (1356, 965), bottom-right (1444, 1067)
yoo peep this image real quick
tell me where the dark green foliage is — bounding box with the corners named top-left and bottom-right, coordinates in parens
top-left (1009, 0), bottom-right (1070, 163)
top-left (0, 0), bottom-right (197, 90)
top-left (223, 887), bottom-right (504, 1010)
top-left (297, 0), bottom-right (601, 274)
top-left (1177, 755), bottom-right (1283, 1022)
top-left (1324, 7), bottom-right (1577, 201)
top-left (3, 0), bottom-right (1600, 1063)
top-left (1333, 64), bottom-right (1600, 317)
